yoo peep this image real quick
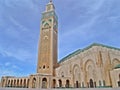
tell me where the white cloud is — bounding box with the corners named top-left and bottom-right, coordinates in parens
top-left (3, 49), bottom-right (34, 62)
top-left (9, 17), bottom-right (29, 32)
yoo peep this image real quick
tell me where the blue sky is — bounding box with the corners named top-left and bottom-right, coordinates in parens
top-left (0, 0), bottom-right (120, 78)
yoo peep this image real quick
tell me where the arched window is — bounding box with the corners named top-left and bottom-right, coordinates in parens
top-left (43, 65), bottom-right (45, 69)
top-left (44, 23), bottom-right (49, 28)
top-left (61, 72), bottom-right (64, 77)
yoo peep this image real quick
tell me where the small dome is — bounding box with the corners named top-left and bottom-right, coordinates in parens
top-left (114, 64), bottom-right (120, 69)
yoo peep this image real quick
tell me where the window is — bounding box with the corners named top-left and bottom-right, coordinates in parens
top-left (61, 72), bottom-right (64, 77)
top-left (43, 65), bottom-right (45, 69)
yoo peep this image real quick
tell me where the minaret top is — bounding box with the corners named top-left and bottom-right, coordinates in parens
top-left (45, 0), bottom-right (55, 12)
top-left (50, 0), bottom-right (52, 3)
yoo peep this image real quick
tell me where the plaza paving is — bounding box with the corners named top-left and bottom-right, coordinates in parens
top-left (0, 88), bottom-right (120, 90)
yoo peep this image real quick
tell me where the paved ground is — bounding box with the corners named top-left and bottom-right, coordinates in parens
top-left (0, 88), bottom-right (120, 90)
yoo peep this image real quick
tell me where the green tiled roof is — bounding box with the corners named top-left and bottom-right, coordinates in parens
top-left (59, 49), bottom-right (81, 63)
top-left (114, 64), bottom-right (120, 69)
top-left (59, 43), bottom-right (120, 63)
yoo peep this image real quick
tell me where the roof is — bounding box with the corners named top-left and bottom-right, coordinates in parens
top-left (114, 64), bottom-right (120, 69)
top-left (59, 43), bottom-right (120, 63)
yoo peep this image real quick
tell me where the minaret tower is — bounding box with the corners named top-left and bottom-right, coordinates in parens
top-left (37, 0), bottom-right (58, 76)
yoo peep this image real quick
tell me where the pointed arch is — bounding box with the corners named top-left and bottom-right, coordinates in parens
top-left (52, 79), bottom-right (56, 88)
top-left (42, 78), bottom-right (47, 88)
top-left (7, 80), bottom-right (10, 87)
top-left (27, 79), bottom-right (29, 88)
top-left (58, 79), bottom-right (62, 87)
top-left (44, 23), bottom-right (50, 28)
top-left (17, 79), bottom-right (19, 87)
top-left (32, 78), bottom-right (36, 88)
top-left (73, 64), bottom-right (81, 88)
top-left (14, 79), bottom-right (16, 87)
top-left (20, 79), bottom-right (22, 88)
top-left (84, 59), bottom-right (96, 88)
top-left (23, 79), bottom-right (26, 88)
top-left (11, 80), bottom-right (13, 87)
top-left (66, 79), bottom-right (70, 88)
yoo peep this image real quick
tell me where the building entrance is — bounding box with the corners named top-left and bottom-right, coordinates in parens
top-left (89, 79), bottom-right (94, 88)
top-left (42, 78), bottom-right (47, 88)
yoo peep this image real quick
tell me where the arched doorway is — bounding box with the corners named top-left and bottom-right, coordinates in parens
top-left (23, 79), bottom-right (26, 88)
top-left (42, 78), bottom-right (47, 88)
top-left (17, 79), bottom-right (19, 87)
top-left (58, 79), bottom-right (62, 87)
top-left (53, 79), bottom-right (56, 88)
top-left (76, 81), bottom-right (79, 88)
top-left (8, 80), bottom-right (10, 87)
top-left (14, 80), bottom-right (16, 87)
top-left (27, 79), bottom-right (29, 88)
top-left (11, 80), bottom-right (13, 87)
top-left (32, 78), bottom-right (36, 88)
top-left (66, 80), bottom-right (70, 88)
top-left (20, 79), bottom-right (22, 88)
top-left (89, 79), bottom-right (94, 88)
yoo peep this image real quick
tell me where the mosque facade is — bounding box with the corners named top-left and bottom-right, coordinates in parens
top-left (1, 1), bottom-right (120, 88)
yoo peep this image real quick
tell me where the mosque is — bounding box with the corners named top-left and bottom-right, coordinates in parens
top-left (1, 0), bottom-right (120, 88)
